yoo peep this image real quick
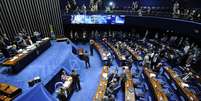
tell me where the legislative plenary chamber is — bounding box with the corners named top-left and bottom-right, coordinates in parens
top-left (1, 0), bottom-right (201, 101)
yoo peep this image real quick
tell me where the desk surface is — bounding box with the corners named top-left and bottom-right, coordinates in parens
top-left (126, 46), bottom-right (143, 61)
top-left (94, 66), bottom-right (109, 101)
top-left (3, 53), bottom-right (27, 66)
top-left (0, 83), bottom-right (21, 96)
top-left (93, 40), bottom-right (108, 61)
top-left (0, 95), bottom-right (11, 101)
top-left (3, 38), bottom-right (50, 66)
top-left (105, 41), bottom-right (126, 61)
top-left (144, 68), bottom-right (168, 101)
top-left (125, 68), bottom-right (135, 101)
top-left (164, 67), bottom-right (199, 101)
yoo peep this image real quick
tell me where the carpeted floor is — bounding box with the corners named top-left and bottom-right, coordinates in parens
top-left (0, 42), bottom-right (72, 92)
top-left (69, 43), bottom-right (103, 101)
top-left (1, 41), bottom-right (199, 101)
top-left (0, 41), bottom-right (111, 101)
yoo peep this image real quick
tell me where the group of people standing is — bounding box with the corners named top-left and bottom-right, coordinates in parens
top-left (0, 30), bottom-right (42, 59)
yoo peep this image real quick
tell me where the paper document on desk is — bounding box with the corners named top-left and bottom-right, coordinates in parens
top-left (121, 56), bottom-right (126, 60)
top-left (150, 73), bottom-right (156, 78)
top-left (43, 37), bottom-right (49, 40)
top-left (22, 51), bottom-right (28, 54)
top-left (102, 73), bottom-right (108, 80)
top-left (181, 82), bottom-right (189, 88)
top-left (18, 53), bottom-right (23, 56)
top-left (10, 56), bottom-right (18, 61)
top-left (36, 41), bottom-right (42, 44)
top-left (17, 49), bottom-right (23, 53)
top-left (63, 81), bottom-right (71, 88)
top-left (27, 44), bottom-right (36, 50)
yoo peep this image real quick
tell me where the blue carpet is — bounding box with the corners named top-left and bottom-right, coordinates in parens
top-left (1, 41), bottom-right (195, 101)
top-left (0, 42), bottom-right (71, 92)
top-left (70, 43), bottom-right (103, 101)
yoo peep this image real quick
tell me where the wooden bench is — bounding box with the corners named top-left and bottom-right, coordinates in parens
top-left (0, 83), bottom-right (22, 100)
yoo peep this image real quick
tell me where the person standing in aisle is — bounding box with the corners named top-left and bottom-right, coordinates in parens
top-left (71, 70), bottom-right (81, 91)
top-left (89, 39), bottom-right (94, 56)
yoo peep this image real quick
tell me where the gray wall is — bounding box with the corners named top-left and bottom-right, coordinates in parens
top-left (0, 0), bottom-right (63, 40)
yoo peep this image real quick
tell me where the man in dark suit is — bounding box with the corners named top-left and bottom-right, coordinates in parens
top-left (15, 33), bottom-right (27, 49)
top-left (89, 39), bottom-right (94, 56)
top-left (83, 53), bottom-right (90, 69)
top-left (1, 34), bottom-right (11, 45)
top-left (0, 37), bottom-right (10, 58)
top-left (71, 70), bottom-right (81, 91)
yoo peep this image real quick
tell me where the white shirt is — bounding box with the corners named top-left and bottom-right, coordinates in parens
top-left (184, 45), bottom-right (190, 54)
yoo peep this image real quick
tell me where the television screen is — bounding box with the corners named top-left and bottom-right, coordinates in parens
top-left (71, 15), bottom-right (125, 24)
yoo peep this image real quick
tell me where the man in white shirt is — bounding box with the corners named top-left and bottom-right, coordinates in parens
top-left (184, 44), bottom-right (190, 54)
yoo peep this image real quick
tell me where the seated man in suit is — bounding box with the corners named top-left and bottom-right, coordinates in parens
top-left (24, 36), bottom-right (33, 45)
top-left (0, 37), bottom-right (10, 58)
top-left (106, 78), bottom-right (120, 98)
top-left (33, 31), bottom-right (42, 41)
top-left (15, 33), bottom-right (27, 49)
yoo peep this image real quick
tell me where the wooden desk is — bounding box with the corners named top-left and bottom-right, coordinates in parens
top-left (94, 66), bottom-right (109, 101)
top-left (126, 46), bottom-right (143, 61)
top-left (104, 41), bottom-right (126, 66)
top-left (2, 38), bottom-right (51, 73)
top-left (0, 83), bottom-right (22, 100)
top-left (0, 95), bottom-right (11, 101)
top-left (164, 67), bottom-right (199, 101)
top-left (3, 51), bottom-right (32, 66)
top-left (92, 40), bottom-right (108, 61)
top-left (125, 67), bottom-right (135, 101)
top-left (143, 68), bottom-right (168, 101)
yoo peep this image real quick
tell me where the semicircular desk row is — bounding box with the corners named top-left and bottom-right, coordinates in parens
top-left (92, 39), bottom-right (199, 101)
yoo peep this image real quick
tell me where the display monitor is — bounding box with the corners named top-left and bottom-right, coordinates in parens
top-left (71, 15), bottom-right (125, 24)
